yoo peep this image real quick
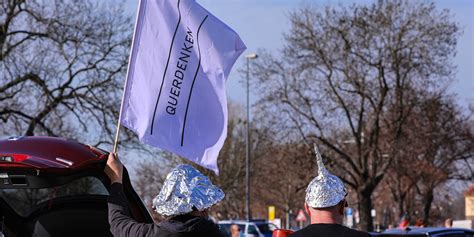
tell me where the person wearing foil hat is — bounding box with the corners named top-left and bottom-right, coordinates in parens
top-left (105, 153), bottom-right (225, 237)
top-left (289, 146), bottom-right (369, 237)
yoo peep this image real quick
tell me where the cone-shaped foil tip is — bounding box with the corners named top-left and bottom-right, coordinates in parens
top-left (314, 144), bottom-right (328, 178)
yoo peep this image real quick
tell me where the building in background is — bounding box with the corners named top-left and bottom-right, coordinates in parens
top-left (465, 185), bottom-right (474, 220)
top-left (453, 185), bottom-right (474, 228)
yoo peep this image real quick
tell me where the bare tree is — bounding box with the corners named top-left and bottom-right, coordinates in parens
top-left (366, 93), bottom-right (473, 227)
top-left (249, 0), bottom-right (460, 230)
top-left (398, 93), bottom-right (473, 225)
top-left (383, 159), bottom-right (417, 225)
top-left (251, 143), bottom-right (315, 226)
top-left (0, 0), bottom-right (132, 146)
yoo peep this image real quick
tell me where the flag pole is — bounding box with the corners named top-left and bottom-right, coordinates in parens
top-left (113, 0), bottom-right (143, 154)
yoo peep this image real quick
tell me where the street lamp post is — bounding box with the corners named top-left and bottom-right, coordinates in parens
top-left (245, 53), bottom-right (257, 221)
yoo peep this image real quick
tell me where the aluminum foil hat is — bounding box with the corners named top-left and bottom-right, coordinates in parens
top-left (305, 145), bottom-right (347, 208)
top-left (152, 164), bottom-right (225, 216)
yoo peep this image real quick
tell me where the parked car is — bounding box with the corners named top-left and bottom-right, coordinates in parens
top-left (0, 136), bottom-right (153, 237)
top-left (218, 219), bottom-right (278, 237)
top-left (370, 227), bottom-right (474, 237)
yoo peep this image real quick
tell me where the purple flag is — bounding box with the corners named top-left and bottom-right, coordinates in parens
top-left (120, 0), bottom-right (246, 173)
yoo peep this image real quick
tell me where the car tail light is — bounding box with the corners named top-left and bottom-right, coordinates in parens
top-left (0, 154), bottom-right (28, 162)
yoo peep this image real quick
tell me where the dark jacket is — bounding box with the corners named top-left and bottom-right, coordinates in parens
top-left (108, 183), bottom-right (225, 237)
top-left (289, 223), bottom-right (370, 237)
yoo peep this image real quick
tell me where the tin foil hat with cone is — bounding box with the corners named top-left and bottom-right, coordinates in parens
top-left (152, 164), bottom-right (225, 216)
top-left (305, 145), bottom-right (347, 208)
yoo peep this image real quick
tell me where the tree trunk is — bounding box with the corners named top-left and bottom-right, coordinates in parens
top-left (398, 197), bottom-right (405, 219)
top-left (358, 190), bottom-right (374, 231)
top-left (422, 190), bottom-right (434, 226)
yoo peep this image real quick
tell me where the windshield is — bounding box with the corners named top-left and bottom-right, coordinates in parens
top-left (0, 176), bottom-right (108, 217)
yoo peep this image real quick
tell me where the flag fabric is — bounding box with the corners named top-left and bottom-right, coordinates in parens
top-left (120, 0), bottom-right (246, 174)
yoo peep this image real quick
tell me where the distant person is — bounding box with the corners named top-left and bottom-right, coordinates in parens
top-left (289, 146), bottom-right (369, 237)
top-left (105, 153), bottom-right (226, 237)
top-left (445, 218), bottom-right (453, 228)
top-left (230, 224), bottom-right (241, 237)
top-left (398, 213), bottom-right (410, 228)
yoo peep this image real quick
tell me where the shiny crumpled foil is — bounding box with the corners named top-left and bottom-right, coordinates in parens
top-left (152, 164), bottom-right (225, 216)
top-left (305, 145), bottom-right (347, 208)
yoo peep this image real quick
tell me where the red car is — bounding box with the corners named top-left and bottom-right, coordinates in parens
top-left (0, 136), bottom-right (153, 236)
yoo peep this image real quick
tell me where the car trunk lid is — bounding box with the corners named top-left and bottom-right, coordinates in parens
top-left (0, 136), bottom-right (107, 173)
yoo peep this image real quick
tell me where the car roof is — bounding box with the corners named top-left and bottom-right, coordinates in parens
top-left (382, 227), bottom-right (474, 235)
top-left (218, 220), bottom-right (269, 224)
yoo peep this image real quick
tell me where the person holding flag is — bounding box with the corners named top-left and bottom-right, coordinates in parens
top-left (105, 0), bottom-right (245, 235)
top-left (105, 153), bottom-right (225, 237)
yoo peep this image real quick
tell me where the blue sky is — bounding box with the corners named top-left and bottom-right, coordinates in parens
top-left (124, 0), bottom-right (473, 108)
